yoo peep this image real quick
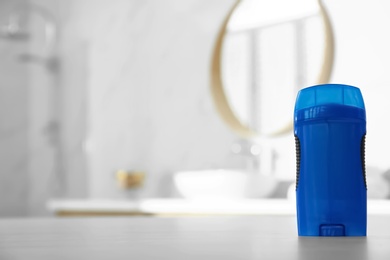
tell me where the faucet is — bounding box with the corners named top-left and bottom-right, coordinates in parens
top-left (231, 138), bottom-right (277, 176)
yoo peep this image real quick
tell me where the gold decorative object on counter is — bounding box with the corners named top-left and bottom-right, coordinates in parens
top-left (115, 170), bottom-right (145, 189)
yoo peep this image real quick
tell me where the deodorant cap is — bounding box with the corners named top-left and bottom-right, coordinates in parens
top-left (294, 84), bottom-right (366, 122)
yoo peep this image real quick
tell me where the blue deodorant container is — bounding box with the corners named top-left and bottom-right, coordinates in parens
top-left (294, 84), bottom-right (367, 236)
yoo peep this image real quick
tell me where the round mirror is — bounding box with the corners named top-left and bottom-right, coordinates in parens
top-left (211, 0), bottom-right (334, 138)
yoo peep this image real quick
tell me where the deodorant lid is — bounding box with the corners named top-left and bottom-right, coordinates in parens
top-left (294, 84), bottom-right (366, 122)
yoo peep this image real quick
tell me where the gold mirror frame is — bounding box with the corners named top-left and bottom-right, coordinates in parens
top-left (210, 0), bottom-right (334, 139)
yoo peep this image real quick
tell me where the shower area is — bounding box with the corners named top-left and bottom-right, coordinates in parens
top-left (0, 0), bottom-right (87, 216)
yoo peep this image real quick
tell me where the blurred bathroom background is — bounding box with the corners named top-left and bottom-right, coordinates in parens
top-left (1, 0), bottom-right (390, 217)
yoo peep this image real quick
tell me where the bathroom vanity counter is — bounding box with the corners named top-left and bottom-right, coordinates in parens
top-left (0, 215), bottom-right (389, 259)
top-left (47, 199), bottom-right (390, 216)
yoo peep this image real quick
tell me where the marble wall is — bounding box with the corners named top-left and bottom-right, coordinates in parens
top-left (3, 0), bottom-right (390, 216)
top-left (45, 0), bottom-right (390, 200)
top-left (0, 0), bottom-right (243, 216)
top-left (79, 0), bottom-right (241, 198)
top-left (0, 0), bottom-right (29, 216)
top-left (31, 0), bottom-right (243, 202)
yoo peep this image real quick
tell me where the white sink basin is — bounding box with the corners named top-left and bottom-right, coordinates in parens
top-left (173, 169), bottom-right (277, 199)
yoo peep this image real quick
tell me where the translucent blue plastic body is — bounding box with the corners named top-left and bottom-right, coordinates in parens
top-left (294, 84), bottom-right (367, 236)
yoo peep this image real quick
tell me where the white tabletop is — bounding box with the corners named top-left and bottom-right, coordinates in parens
top-left (0, 215), bottom-right (388, 259)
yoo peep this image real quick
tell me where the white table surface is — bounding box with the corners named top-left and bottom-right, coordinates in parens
top-left (0, 215), bottom-right (389, 259)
